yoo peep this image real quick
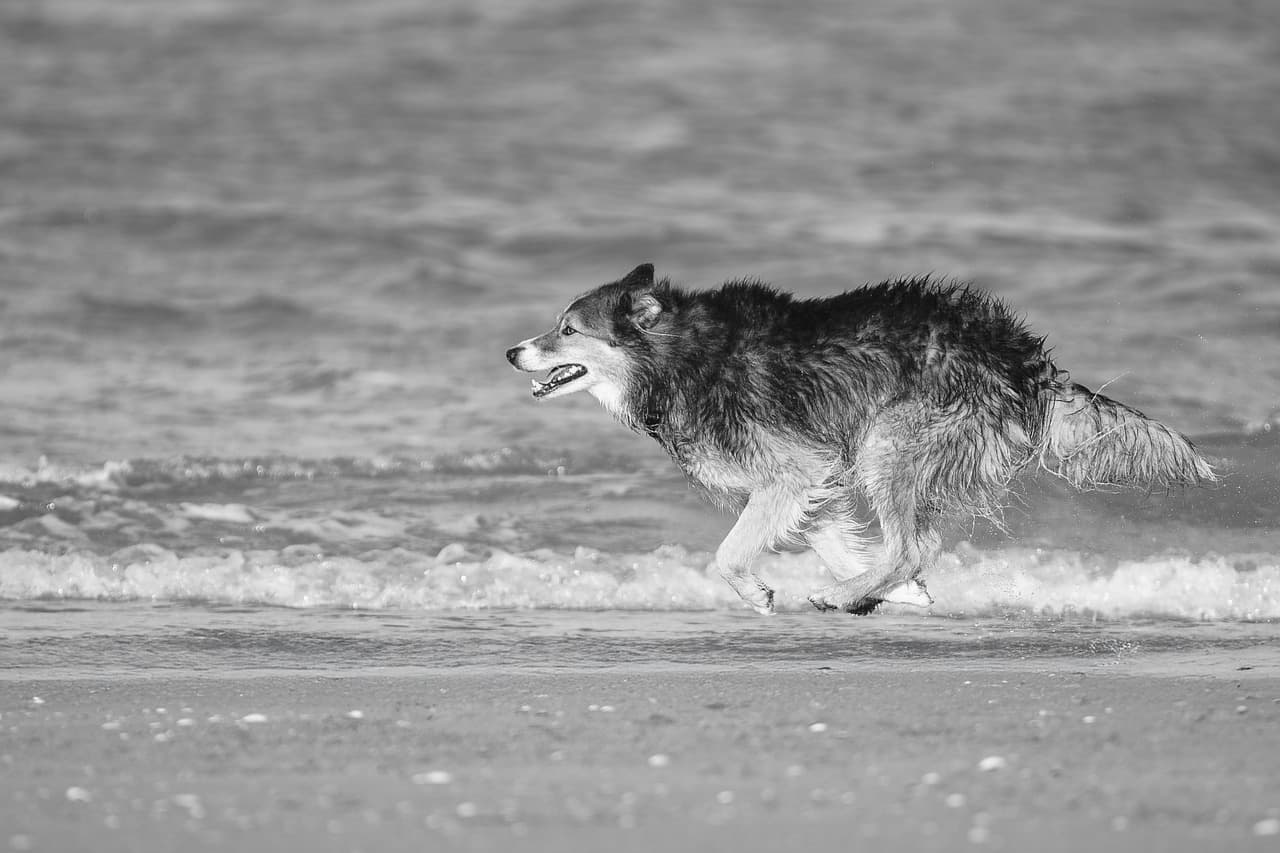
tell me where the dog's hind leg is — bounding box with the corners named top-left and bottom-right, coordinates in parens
top-left (807, 509), bottom-right (940, 613)
top-left (808, 430), bottom-right (941, 614)
top-left (807, 518), bottom-right (932, 609)
top-left (805, 511), bottom-right (872, 582)
top-left (715, 483), bottom-right (813, 615)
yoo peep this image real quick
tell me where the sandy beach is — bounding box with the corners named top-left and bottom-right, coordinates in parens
top-left (4, 660), bottom-right (1278, 852)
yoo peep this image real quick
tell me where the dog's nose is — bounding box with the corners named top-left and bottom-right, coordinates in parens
top-left (505, 345), bottom-right (523, 367)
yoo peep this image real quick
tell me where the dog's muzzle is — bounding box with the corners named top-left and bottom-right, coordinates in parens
top-left (505, 343), bottom-right (588, 398)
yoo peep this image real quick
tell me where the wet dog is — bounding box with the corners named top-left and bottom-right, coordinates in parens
top-left (506, 264), bottom-right (1215, 614)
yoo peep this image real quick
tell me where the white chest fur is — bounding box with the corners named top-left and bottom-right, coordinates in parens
top-left (587, 380), bottom-right (628, 422)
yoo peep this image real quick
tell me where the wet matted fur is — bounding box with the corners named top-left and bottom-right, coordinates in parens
top-left (506, 264), bottom-right (1216, 615)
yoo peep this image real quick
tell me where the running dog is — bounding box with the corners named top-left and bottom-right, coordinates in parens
top-left (505, 264), bottom-right (1216, 615)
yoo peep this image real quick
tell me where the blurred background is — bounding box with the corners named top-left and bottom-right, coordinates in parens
top-left (0, 0), bottom-right (1277, 613)
top-left (1, 0), bottom-right (1277, 468)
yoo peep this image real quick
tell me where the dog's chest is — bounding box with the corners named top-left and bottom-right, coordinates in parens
top-left (665, 438), bottom-right (757, 496)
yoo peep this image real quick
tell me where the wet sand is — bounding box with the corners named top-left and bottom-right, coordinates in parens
top-left (4, 663), bottom-right (1278, 852)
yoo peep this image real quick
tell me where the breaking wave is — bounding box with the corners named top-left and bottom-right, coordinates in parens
top-left (2, 543), bottom-right (1275, 621)
top-left (0, 436), bottom-right (1274, 621)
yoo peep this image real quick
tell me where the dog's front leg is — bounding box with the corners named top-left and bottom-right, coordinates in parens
top-left (715, 484), bottom-right (810, 615)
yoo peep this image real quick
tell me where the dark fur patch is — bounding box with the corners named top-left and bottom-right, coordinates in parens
top-left (585, 275), bottom-right (1051, 514)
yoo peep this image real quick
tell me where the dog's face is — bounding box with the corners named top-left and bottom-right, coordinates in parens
top-left (505, 264), bottom-right (664, 418)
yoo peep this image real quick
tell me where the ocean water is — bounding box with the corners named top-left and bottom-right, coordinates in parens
top-left (1, 0), bottom-right (1278, 665)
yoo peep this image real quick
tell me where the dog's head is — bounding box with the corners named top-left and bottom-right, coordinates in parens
top-left (505, 263), bottom-right (667, 414)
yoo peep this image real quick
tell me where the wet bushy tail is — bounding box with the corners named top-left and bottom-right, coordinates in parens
top-left (1041, 383), bottom-right (1216, 490)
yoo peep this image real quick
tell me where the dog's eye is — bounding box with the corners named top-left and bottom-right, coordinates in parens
top-left (561, 324), bottom-right (577, 336)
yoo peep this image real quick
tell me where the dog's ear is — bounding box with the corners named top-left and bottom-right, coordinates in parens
top-left (619, 263), bottom-right (654, 289)
top-left (628, 292), bottom-right (663, 330)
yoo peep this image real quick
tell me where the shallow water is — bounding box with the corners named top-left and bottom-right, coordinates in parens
top-left (0, 431), bottom-right (1276, 620)
top-left (1, 0), bottom-right (1278, 640)
top-left (4, 605), bottom-right (1278, 681)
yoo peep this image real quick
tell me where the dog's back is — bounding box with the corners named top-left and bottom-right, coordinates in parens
top-left (627, 278), bottom-right (1056, 508)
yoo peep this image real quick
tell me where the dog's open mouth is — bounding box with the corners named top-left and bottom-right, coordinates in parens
top-left (531, 364), bottom-right (588, 398)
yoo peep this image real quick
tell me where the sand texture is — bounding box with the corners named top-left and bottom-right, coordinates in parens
top-left (4, 663), bottom-right (1279, 852)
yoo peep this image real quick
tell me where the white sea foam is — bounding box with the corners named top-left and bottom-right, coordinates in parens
top-left (179, 503), bottom-right (257, 524)
top-left (0, 544), bottom-right (1275, 620)
top-left (0, 457), bottom-right (133, 490)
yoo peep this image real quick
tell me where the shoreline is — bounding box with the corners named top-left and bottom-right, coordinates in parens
top-left (4, 664), bottom-right (1278, 851)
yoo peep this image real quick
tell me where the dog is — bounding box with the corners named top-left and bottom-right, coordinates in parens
top-left (505, 264), bottom-right (1216, 615)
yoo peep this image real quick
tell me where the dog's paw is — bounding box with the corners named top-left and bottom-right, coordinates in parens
top-left (807, 584), bottom-right (846, 612)
top-left (842, 596), bottom-right (882, 616)
top-left (722, 572), bottom-right (775, 615)
top-left (808, 594), bottom-right (837, 612)
top-left (752, 586), bottom-right (776, 616)
top-left (880, 579), bottom-right (934, 608)
top-left (808, 584), bottom-right (880, 615)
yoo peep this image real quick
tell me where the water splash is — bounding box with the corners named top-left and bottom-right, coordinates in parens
top-left (1, 543), bottom-right (1274, 621)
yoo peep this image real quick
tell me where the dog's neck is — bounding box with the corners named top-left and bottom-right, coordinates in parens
top-left (587, 380), bottom-right (629, 423)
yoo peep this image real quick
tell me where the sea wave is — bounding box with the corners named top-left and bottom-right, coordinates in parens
top-left (0, 427), bottom-right (1273, 490)
top-left (0, 448), bottom-right (650, 491)
top-left (1, 543), bottom-right (1275, 621)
